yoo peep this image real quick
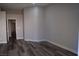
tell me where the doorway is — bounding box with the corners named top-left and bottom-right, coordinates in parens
top-left (8, 20), bottom-right (16, 41)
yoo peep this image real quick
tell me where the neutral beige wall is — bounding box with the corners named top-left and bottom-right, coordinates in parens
top-left (24, 6), bottom-right (45, 41)
top-left (7, 10), bottom-right (23, 40)
top-left (45, 4), bottom-right (79, 54)
top-left (0, 11), bottom-right (7, 43)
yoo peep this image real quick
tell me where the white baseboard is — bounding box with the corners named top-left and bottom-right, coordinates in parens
top-left (24, 39), bottom-right (45, 42)
top-left (46, 40), bottom-right (77, 54)
top-left (0, 41), bottom-right (7, 44)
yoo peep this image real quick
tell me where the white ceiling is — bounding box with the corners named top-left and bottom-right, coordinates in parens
top-left (0, 3), bottom-right (49, 10)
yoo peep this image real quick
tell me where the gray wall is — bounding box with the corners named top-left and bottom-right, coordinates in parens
top-left (45, 4), bottom-right (79, 54)
top-left (24, 6), bottom-right (45, 41)
top-left (0, 11), bottom-right (7, 43)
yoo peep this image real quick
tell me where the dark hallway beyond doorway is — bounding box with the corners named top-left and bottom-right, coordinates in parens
top-left (8, 20), bottom-right (16, 39)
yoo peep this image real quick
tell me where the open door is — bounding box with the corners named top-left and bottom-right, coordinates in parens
top-left (7, 20), bottom-right (16, 42)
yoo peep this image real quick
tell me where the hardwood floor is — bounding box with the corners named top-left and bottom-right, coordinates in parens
top-left (0, 40), bottom-right (77, 56)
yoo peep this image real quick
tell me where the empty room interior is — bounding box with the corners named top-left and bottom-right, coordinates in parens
top-left (0, 3), bottom-right (79, 56)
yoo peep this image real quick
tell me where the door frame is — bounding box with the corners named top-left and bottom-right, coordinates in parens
top-left (6, 19), bottom-right (16, 42)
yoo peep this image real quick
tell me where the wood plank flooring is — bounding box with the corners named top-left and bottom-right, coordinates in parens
top-left (0, 40), bottom-right (77, 56)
